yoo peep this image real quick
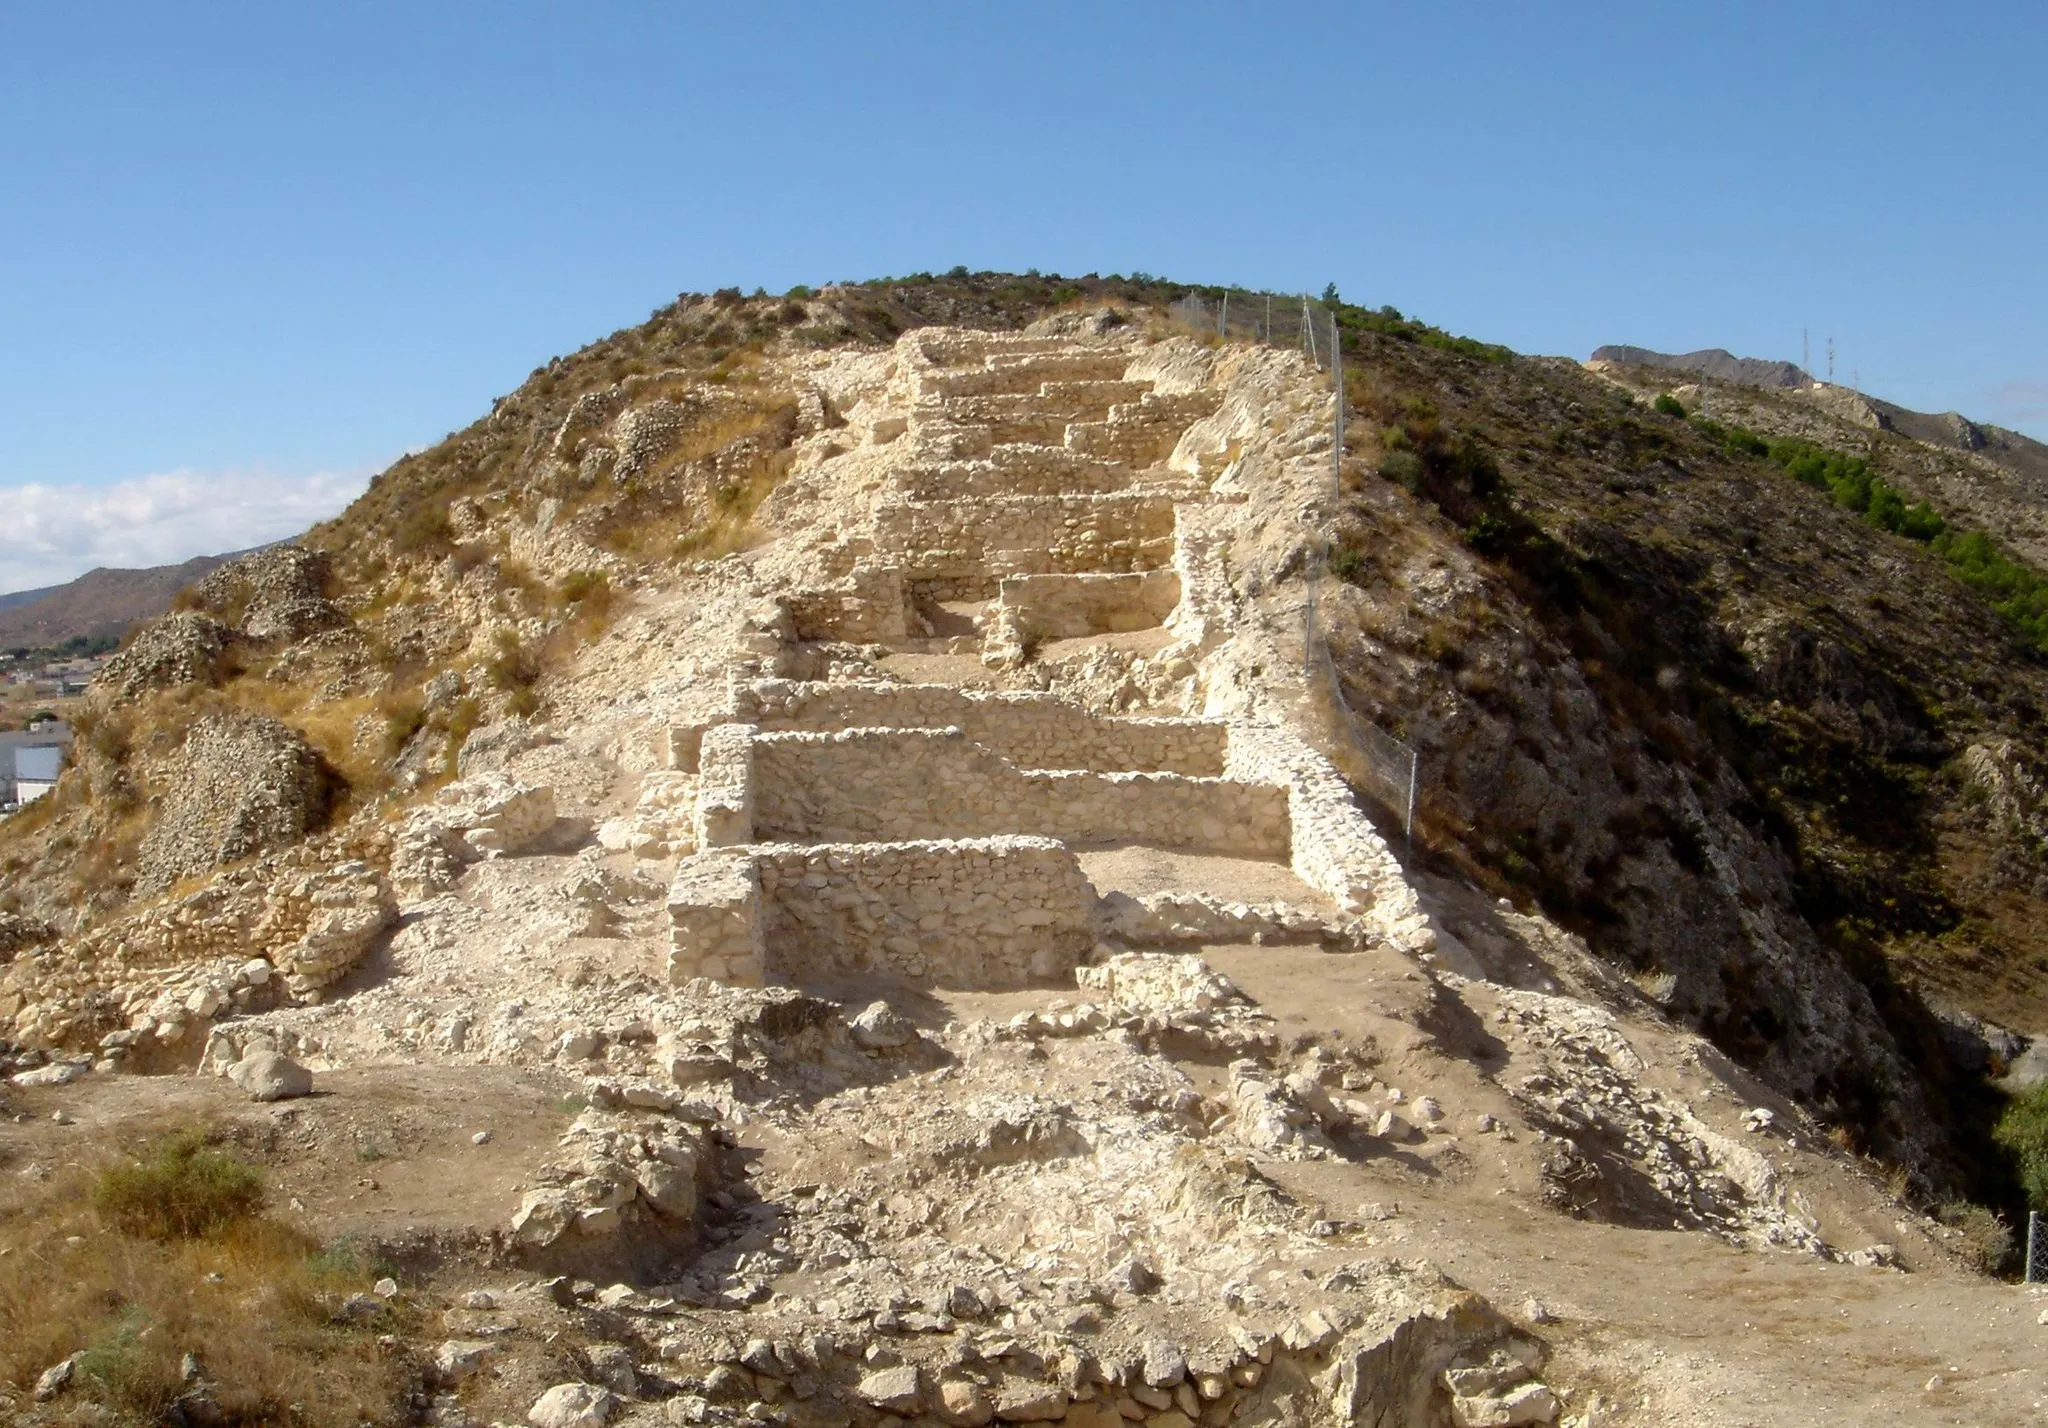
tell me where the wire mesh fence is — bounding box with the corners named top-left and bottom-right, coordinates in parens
top-left (1307, 633), bottom-right (1421, 843)
top-left (1170, 288), bottom-right (1424, 843)
top-left (1166, 290), bottom-right (1342, 372)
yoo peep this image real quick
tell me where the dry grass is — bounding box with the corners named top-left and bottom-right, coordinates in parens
top-left (672, 451), bottom-right (796, 562)
top-left (0, 1135), bottom-right (422, 1425)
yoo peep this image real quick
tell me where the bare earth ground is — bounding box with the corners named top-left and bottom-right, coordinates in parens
top-left (7, 942), bottom-right (2048, 1425)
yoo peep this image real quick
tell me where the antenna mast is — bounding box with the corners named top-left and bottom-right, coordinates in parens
top-left (1827, 337), bottom-right (1835, 383)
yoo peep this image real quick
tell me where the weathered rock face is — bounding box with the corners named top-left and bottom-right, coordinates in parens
top-left (136, 713), bottom-right (338, 895)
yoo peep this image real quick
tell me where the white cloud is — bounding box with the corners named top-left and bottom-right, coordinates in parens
top-left (0, 467), bottom-right (371, 595)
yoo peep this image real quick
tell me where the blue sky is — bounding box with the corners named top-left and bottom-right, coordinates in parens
top-left (1, 2), bottom-right (2042, 592)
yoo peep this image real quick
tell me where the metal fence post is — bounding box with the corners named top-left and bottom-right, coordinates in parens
top-left (1405, 751), bottom-right (1419, 853)
top-left (2029, 1211), bottom-right (2041, 1283)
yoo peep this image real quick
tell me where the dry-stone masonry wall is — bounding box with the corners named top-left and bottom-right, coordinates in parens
top-left (749, 727), bottom-right (1287, 856)
top-left (733, 679), bottom-right (1226, 775)
top-left (755, 836), bottom-right (1095, 987)
top-left (667, 837), bottom-right (1096, 990)
top-left (873, 492), bottom-right (1176, 579)
top-left (991, 569), bottom-right (1182, 639)
top-left (1225, 721), bottom-right (1434, 953)
top-left (693, 723), bottom-right (755, 849)
top-left (665, 851), bottom-right (765, 986)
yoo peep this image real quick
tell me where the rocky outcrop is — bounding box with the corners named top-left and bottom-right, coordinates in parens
top-left (135, 713), bottom-right (337, 895)
top-left (93, 612), bottom-right (236, 701)
top-left (188, 545), bottom-right (348, 643)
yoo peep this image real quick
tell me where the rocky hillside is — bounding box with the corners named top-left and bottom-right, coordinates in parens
top-left (5, 274), bottom-right (2048, 1427)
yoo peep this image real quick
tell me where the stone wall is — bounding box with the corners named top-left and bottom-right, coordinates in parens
top-left (666, 851), bottom-right (765, 985)
top-left (1066, 391), bottom-right (1225, 467)
top-left (992, 570), bottom-right (1181, 639)
top-left (897, 450), bottom-right (1131, 500)
top-left (733, 680), bottom-right (1227, 775)
top-left (694, 723), bottom-right (756, 849)
top-left (911, 356), bottom-right (1131, 400)
top-left (873, 493), bottom-right (1176, 579)
top-left (749, 727), bottom-right (1286, 855)
top-left (784, 565), bottom-right (910, 644)
top-left (758, 836), bottom-right (1096, 987)
top-left (667, 837), bottom-right (1096, 991)
top-left (1225, 722), bottom-right (1435, 953)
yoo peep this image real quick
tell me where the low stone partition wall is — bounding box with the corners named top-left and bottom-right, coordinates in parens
top-left (784, 565), bottom-right (910, 643)
top-left (912, 355), bottom-right (1132, 399)
top-left (756, 836), bottom-right (1096, 987)
top-left (1067, 391), bottom-right (1224, 466)
top-left (666, 851), bottom-right (765, 985)
top-left (873, 493), bottom-right (1176, 579)
top-left (735, 679), bottom-right (1227, 774)
top-left (992, 569), bottom-right (1181, 639)
top-left (692, 724), bottom-right (756, 849)
top-left (895, 450), bottom-right (1132, 500)
top-left (1225, 722), bottom-right (1436, 954)
top-left (749, 727), bottom-right (1286, 855)
top-left (666, 836), bottom-right (1097, 989)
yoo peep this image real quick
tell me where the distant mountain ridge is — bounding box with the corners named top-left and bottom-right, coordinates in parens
top-left (1591, 344), bottom-right (1812, 390)
top-left (1591, 343), bottom-right (2048, 491)
top-left (0, 554), bottom-right (241, 649)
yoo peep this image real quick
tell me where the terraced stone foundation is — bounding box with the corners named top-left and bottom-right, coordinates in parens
top-left (668, 324), bottom-right (1437, 990)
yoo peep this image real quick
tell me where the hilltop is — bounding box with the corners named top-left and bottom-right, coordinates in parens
top-left (5, 274), bottom-right (2048, 1425)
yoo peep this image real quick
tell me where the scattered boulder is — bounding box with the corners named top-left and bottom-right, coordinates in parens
top-left (582, 1343), bottom-right (639, 1396)
top-left (11, 1059), bottom-right (87, 1088)
top-left (528, 1382), bottom-right (618, 1428)
top-left (858, 1364), bottom-right (923, 1414)
top-left (432, 1340), bottom-right (489, 1385)
top-left (938, 1378), bottom-right (994, 1427)
top-left (34, 1354), bottom-right (79, 1401)
top-left (849, 1000), bottom-right (916, 1050)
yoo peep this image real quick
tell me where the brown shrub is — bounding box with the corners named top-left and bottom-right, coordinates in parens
top-left (0, 1152), bottom-right (422, 1425)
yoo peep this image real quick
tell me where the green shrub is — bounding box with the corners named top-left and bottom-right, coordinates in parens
top-left (1378, 449), bottom-right (1424, 491)
top-left (93, 1132), bottom-right (264, 1240)
top-left (1995, 1081), bottom-right (2048, 1209)
top-left (1938, 530), bottom-right (2048, 649)
top-left (1328, 546), bottom-right (1371, 586)
top-left (1653, 393), bottom-right (1686, 418)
